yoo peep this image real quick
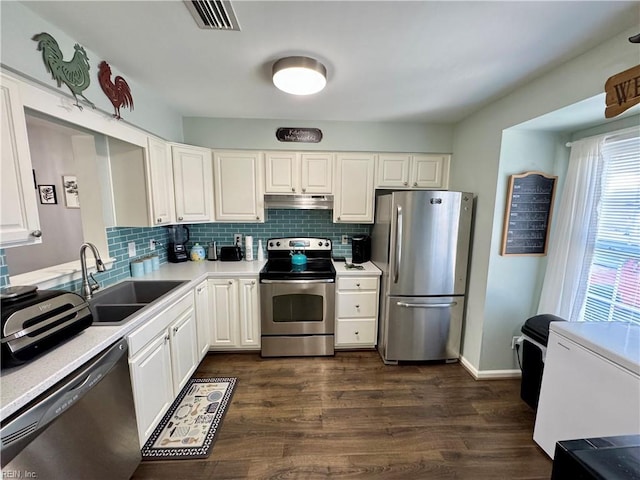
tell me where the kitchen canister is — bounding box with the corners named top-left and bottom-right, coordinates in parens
top-left (150, 254), bottom-right (160, 271)
top-left (245, 236), bottom-right (254, 261)
top-left (143, 257), bottom-right (153, 274)
top-left (131, 260), bottom-right (144, 278)
top-left (190, 243), bottom-right (206, 261)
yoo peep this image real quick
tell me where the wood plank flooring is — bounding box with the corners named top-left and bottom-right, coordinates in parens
top-left (132, 351), bottom-right (552, 480)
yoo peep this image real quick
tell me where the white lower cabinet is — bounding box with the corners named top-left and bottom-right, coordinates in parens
top-left (128, 290), bottom-right (199, 447)
top-left (194, 279), bottom-right (210, 360)
top-left (335, 276), bottom-right (380, 348)
top-left (209, 277), bottom-right (260, 350)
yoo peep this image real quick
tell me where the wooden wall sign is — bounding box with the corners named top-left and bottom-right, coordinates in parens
top-left (501, 171), bottom-right (557, 256)
top-left (605, 64), bottom-right (640, 118)
top-left (276, 127), bottom-right (322, 143)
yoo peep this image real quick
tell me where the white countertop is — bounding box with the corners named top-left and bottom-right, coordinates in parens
top-left (332, 260), bottom-right (381, 276)
top-left (1, 258), bottom-right (380, 419)
top-left (550, 321), bottom-right (640, 376)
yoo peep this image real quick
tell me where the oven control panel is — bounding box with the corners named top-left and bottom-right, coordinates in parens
top-left (267, 237), bottom-right (332, 251)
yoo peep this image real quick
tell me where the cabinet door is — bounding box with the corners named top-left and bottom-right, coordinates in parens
top-left (265, 151), bottom-right (298, 194)
top-left (534, 331), bottom-right (640, 458)
top-left (376, 154), bottom-right (410, 188)
top-left (238, 278), bottom-right (260, 348)
top-left (411, 154), bottom-right (450, 189)
top-left (194, 280), bottom-right (210, 360)
top-left (209, 279), bottom-right (239, 347)
top-left (129, 333), bottom-right (174, 447)
top-left (172, 144), bottom-right (213, 223)
top-left (0, 74), bottom-right (41, 248)
top-left (169, 306), bottom-right (199, 394)
top-left (213, 151), bottom-right (264, 222)
top-left (300, 153), bottom-right (333, 194)
top-left (334, 153), bottom-right (375, 223)
top-left (147, 137), bottom-right (175, 225)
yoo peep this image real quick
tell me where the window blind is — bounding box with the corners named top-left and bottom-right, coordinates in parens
top-left (580, 133), bottom-right (640, 324)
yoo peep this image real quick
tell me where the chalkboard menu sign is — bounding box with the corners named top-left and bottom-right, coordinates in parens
top-left (501, 171), bottom-right (557, 256)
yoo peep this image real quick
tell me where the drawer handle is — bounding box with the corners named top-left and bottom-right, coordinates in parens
top-left (156, 218), bottom-right (162, 223)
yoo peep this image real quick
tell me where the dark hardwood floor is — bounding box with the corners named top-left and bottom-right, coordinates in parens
top-left (132, 351), bottom-right (552, 480)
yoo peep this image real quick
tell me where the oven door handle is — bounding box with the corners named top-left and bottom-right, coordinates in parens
top-left (260, 279), bottom-right (335, 284)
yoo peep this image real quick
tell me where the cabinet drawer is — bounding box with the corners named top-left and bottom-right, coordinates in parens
top-left (337, 277), bottom-right (378, 291)
top-left (337, 319), bottom-right (376, 345)
top-left (337, 291), bottom-right (377, 318)
top-left (128, 290), bottom-right (194, 356)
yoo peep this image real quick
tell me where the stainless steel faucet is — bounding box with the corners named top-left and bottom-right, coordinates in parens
top-left (80, 242), bottom-right (106, 298)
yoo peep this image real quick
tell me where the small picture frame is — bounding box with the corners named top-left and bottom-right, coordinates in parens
top-left (62, 175), bottom-right (80, 208)
top-left (38, 184), bottom-right (57, 204)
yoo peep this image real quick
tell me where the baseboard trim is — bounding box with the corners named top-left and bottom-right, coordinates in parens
top-left (459, 355), bottom-right (522, 380)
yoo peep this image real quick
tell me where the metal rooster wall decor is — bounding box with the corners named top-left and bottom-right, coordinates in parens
top-left (32, 32), bottom-right (94, 110)
top-left (98, 61), bottom-right (134, 120)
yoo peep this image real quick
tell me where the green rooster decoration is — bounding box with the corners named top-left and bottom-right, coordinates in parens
top-left (32, 32), bottom-right (95, 110)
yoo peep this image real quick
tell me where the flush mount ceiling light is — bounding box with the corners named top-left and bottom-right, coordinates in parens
top-left (272, 56), bottom-right (327, 95)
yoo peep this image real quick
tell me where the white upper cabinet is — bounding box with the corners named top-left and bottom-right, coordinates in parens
top-left (334, 153), bottom-right (375, 223)
top-left (171, 143), bottom-right (213, 223)
top-left (213, 150), bottom-right (264, 222)
top-left (146, 137), bottom-right (175, 226)
top-left (376, 153), bottom-right (450, 189)
top-left (264, 151), bottom-right (333, 194)
top-left (0, 73), bottom-right (42, 248)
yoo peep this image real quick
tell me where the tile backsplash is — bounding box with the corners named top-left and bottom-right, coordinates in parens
top-left (0, 209), bottom-right (370, 291)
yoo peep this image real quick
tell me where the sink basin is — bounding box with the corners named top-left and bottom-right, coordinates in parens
top-left (89, 280), bottom-right (186, 326)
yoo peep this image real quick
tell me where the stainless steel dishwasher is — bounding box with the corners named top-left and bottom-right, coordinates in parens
top-left (1, 339), bottom-right (141, 479)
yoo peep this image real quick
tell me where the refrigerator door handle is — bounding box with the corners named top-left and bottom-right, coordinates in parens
top-left (394, 205), bottom-right (403, 283)
top-left (396, 301), bottom-right (458, 308)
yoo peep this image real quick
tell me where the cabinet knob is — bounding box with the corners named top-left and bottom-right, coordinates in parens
top-left (337, 216), bottom-right (341, 221)
top-left (291, 187), bottom-right (295, 192)
top-left (164, 334), bottom-right (170, 342)
top-left (302, 187), bottom-right (306, 193)
top-left (251, 280), bottom-right (256, 285)
top-left (178, 216), bottom-right (184, 221)
top-left (356, 283), bottom-right (361, 287)
top-left (413, 182), bottom-right (418, 187)
top-left (256, 216), bottom-right (260, 220)
top-left (31, 230), bottom-right (42, 238)
top-left (228, 280), bottom-right (233, 285)
top-left (355, 304), bottom-right (360, 309)
top-left (355, 331), bottom-right (359, 335)
top-left (403, 181), bottom-right (408, 186)
top-left (173, 326), bottom-right (178, 334)
top-left (197, 286), bottom-right (205, 293)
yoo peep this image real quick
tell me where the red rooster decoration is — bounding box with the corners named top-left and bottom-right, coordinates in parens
top-left (98, 61), bottom-right (133, 119)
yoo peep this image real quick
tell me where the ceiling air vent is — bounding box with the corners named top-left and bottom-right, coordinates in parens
top-left (184, 0), bottom-right (241, 31)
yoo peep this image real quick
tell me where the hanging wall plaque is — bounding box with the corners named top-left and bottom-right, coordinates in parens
top-left (276, 127), bottom-right (323, 143)
top-left (501, 171), bottom-right (557, 256)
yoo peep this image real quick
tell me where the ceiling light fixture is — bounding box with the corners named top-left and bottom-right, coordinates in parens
top-left (272, 56), bottom-right (327, 95)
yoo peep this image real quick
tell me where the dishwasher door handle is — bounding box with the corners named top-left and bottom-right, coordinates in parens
top-left (0, 339), bottom-right (128, 460)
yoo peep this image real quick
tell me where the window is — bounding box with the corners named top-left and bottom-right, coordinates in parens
top-left (579, 133), bottom-right (640, 324)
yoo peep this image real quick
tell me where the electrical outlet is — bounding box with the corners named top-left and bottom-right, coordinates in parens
top-left (234, 234), bottom-right (242, 246)
top-left (128, 242), bottom-right (136, 258)
top-left (511, 336), bottom-right (521, 350)
top-left (149, 239), bottom-right (156, 251)
top-left (341, 235), bottom-right (349, 245)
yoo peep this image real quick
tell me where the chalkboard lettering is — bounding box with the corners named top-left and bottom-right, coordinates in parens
top-left (276, 127), bottom-right (323, 143)
top-left (501, 171), bottom-right (557, 256)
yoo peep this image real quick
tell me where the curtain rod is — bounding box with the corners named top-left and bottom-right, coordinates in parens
top-left (566, 125), bottom-right (640, 147)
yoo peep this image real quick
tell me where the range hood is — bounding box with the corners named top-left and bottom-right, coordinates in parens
top-left (264, 194), bottom-right (333, 210)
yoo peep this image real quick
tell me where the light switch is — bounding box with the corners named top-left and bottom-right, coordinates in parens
top-left (128, 242), bottom-right (136, 258)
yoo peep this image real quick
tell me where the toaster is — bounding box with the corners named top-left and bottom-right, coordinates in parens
top-left (219, 246), bottom-right (243, 261)
top-left (1, 288), bottom-right (93, 367)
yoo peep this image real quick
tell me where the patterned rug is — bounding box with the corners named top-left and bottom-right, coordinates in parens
top-left (141, 377), bottom-right (237, 460)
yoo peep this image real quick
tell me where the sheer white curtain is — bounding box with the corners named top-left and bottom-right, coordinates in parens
top-left (537, 137), bottom-right (604, 319)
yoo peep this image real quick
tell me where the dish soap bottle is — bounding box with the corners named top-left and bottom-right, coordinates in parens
top-left (190, 243), bottom-right (205, 261)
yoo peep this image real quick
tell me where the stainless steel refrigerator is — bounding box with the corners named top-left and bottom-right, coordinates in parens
top-left (371, 191), bottom-right (474, 364)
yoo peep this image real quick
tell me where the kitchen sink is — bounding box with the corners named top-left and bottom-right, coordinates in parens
top-left (89, 280), bottom-right (186, 326)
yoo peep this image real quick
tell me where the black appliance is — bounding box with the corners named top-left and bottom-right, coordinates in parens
top-left (259, 237), bottom-right (336, 357)
top-left (352, 235), bottom-right (371, 264)
top-left (1, 287), bottom-right (93, 367)
top-left (167, 225), bottom-right (189, 263)
top-left (219, 246), bottom-right (243, 261)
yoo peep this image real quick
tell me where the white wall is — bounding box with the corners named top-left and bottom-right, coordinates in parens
top-left (183, 117), bottom-right (454, 153)
top-left (452, 27), bottom-right (639, 372)
top-left (0, 2), bottom-right (184, 142)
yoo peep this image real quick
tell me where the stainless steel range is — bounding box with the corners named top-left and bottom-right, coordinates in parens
top-left (260, 237), bottom-right (336, 357)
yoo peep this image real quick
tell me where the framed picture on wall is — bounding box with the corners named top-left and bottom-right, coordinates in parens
top-left (38, 184), bottom-right (57, 204)
top-left (62, 175), bottom-right (80, 208)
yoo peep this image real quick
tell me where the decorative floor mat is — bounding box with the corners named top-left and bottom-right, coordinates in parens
top-left (141, 377), bottom-right (237, 460)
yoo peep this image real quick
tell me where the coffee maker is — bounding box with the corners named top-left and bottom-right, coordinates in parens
top-left (167, 225), bottom-right (190, 263)
top-left (352, 235), bottom-right (371, 264)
